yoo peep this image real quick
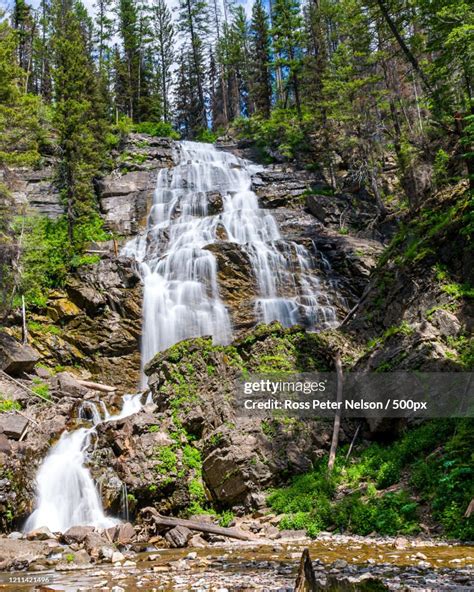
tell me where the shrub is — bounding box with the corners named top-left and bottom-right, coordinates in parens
top-left (132, 121), bottom-right (180, 139)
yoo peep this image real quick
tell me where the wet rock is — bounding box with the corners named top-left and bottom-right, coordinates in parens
top-left (0, 332), bottom-right (39, 375)
top-left (206, 191), bottom-right (224, 215)
top-left (204, 241), bottom-right (257, 333)
top-left (164, 525), bottom-right (193, 548)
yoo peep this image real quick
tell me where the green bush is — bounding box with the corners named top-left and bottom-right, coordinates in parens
top-left (0, 397), bottom-right (21, 412)
top-left (267, 420), bottom-right (473, 540)
top-left (132, 121), bottom-right (180, 140)
top-left (234, 107), bottom-right (313, 161)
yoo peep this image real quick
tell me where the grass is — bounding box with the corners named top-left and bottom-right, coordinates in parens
top-left (0, 397), bottom-right (21, 412)
top-left (267, 420), bottom-right (474, 540)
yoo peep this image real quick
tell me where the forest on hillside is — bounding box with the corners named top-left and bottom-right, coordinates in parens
top-left (0, 0), bottom-right (473, 313)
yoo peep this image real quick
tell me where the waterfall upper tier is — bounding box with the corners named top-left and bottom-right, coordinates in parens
top-left (123, 141), bottom-right (338, 375)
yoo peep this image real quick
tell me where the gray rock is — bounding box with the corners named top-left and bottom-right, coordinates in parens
top-left (62, 525), bottom-right (94, 544)
top-left (52, 372), bottom-right (88, 399)
top-left (164, 525), bottom-right (193, 548)
top-left (0, 332), bottom-right (39, 375)
top-left (0, 414), bottom-right (28, 440)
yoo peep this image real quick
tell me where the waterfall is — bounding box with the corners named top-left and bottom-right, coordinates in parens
top-left (24, 394), bottom-right (143, 533)
top-left (123, 141), bottom-right (337, 379)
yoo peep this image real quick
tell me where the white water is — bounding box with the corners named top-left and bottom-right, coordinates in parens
top-left (124, 141), bottom-right (337, 377)
top-left (24, 394), bottom-right (143, 533)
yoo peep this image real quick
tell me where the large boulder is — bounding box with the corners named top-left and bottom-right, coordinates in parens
top-left (0, 333), bottom-right (39, 375)
top-left (0, 414), bottom-right (28, 440)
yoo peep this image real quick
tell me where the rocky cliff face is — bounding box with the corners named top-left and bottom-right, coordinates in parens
top-left (98, 134), bottom-right (174, 236)
top-left (4, 134), bottom-right (469, 532)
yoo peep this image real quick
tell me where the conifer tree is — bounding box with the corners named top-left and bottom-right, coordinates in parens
top-left (249, 0), bottom-right (272, 116)
top-left (150, 0), bottom-right (174, 122)
top-left (271, 0), bottom-right (304, 115)
top-left (178, 0), bottom-right (209, 131)
top-left (51, 0), bottom-right (107, 249)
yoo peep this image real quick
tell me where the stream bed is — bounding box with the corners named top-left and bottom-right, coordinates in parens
top-left (1, 536), bottom-right (472, 591)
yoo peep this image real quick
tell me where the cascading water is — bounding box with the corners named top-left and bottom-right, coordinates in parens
top-left (24, 394), bottom-right (143, 533)
top-left (124, 141), bottom-right (338, 379)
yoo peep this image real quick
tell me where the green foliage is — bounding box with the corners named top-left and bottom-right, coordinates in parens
top-left (194, 127), bottom-right (220, 143)
top-left (218, 510), bottom-right (235, 527)
top-left (154, 446), bottom-right (177, 475)
top-left (268, 420), bottom-right (473, 539)
top-left (132, 121), bottom-right (180, 139)
top-left (434, 149), bottom-right (451, 187)
top-left (28, 321), bottom-right (61, 335)
top-left (182, 445), bottom-right (202, 470)
top-left (0, 18), bottom-right (45, 167)
top-left (31, 379), bottom-right (51, 401)
top-left (16, 216), bottom-right (69, 307)
top-left (235, 107), bottom-right (312, 160)
top-left (0, 397), bottom-right (21, 412)
top-left (16, 214), bottom-right (108, 308)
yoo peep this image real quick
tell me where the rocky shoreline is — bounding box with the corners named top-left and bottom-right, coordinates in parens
top-left (0, 529), bottom-right (472, 591)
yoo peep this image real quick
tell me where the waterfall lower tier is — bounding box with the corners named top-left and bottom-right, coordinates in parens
top-left (24, 394), bottom-right (143, 533)
top-left (123, 141), bottom-right (338, 380)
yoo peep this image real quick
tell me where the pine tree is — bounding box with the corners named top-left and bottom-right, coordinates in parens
top-left (0, 13), bottom-right (42, 166)
top-left (271, 0), bottom-right (304, 116)
top-left (51, 0), bottom-right (107, 249)
top-left (178, 0), bottom-right (209, 132)
top-left (150, 0), bottom-right (174, 122)
top-left (12, 0), bottom-right (36, 92)
top-left (249, 0), bottom-right (272, 117)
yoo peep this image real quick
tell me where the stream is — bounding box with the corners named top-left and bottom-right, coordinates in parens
top-left (0, 536), bottom-right (472, 591)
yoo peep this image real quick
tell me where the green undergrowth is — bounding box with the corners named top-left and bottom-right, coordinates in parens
top-left (267, 419), bottom-right (474, 540)
top-left (379, 183), bottom-right (472, 269)
top-left (0, 397), bottom-right (21, 412)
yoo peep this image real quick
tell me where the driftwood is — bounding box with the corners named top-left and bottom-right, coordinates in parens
top-left (295, 548), bottom-right (318, 591)
top-left (77, 379), bottom-right (116, 393)
top-left (141, 507), bottom-right (254, 541)
top-left (465, 498), bottom-right (474, 518)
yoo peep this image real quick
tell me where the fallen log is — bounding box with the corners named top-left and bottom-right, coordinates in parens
top-left (141, 507), bottom-right (255, 541)
top-left (77, 379), bottom-right (116, 393)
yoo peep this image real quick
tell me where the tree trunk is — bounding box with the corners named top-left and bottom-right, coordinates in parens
top-left (328, 353), bottom-right (343, 471)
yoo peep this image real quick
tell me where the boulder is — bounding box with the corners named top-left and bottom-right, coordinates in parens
top-left (46, 298), bottom-right (81, 322)
top-left (26, 526), bottom-right (55, 541)
top-left (0, 414), bottom-right (28, 440)
top-left (84, 532), bottom-right (109, 558)
top-left (0, 332), bottom-right (39, 375)
top-left (62, 525), bottom-right (94, 545)
top-left (164, 525), bottom-right (193, 548)
top-left (52, 372), bottom-right (88, 398)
